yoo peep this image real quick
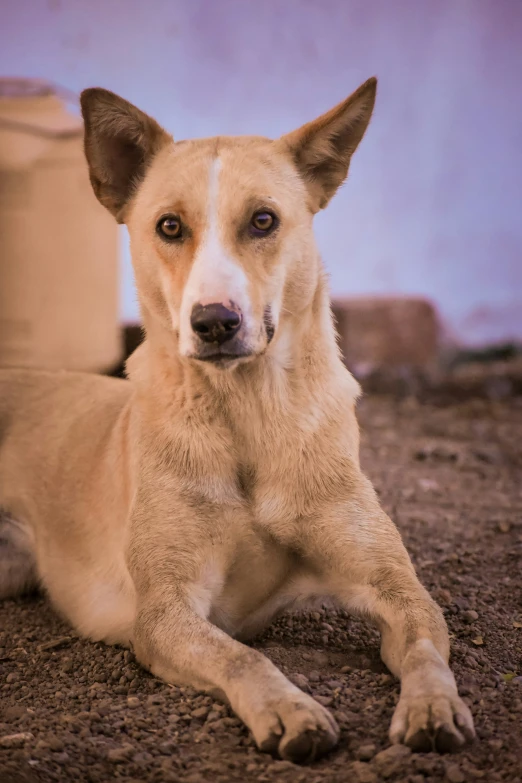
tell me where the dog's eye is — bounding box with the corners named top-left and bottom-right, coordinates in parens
top-left (250, 210), bottom-right (277, 236)
top-left (157, 215), bottom-right (183, 240)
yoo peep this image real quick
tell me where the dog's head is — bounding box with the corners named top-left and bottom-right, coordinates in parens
top-left (81, 79), bottom-right (376, 369)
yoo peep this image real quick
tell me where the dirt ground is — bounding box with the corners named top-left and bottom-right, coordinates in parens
top-left (1, 393), bottom-right (521, 783)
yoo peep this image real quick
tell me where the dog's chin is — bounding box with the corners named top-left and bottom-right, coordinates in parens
top-left (186, 348), bottom-right (258, 370)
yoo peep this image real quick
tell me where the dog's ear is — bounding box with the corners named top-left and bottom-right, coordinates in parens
top-left (281, 77), bottom-right (377, 211)
top-left (80, 88), bottom-right (169, 223)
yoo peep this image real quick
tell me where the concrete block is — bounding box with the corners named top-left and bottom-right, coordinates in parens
top-left (331, 296), bottom-right (440, 376)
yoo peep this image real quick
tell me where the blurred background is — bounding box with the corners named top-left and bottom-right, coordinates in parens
top-left (1, 0), bottom-right (521, 392)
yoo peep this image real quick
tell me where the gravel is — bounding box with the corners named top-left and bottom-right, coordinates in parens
top-left (1, 394), bottom-right (521, 782)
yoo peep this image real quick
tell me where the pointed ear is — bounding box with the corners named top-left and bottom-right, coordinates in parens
top-left (80, 88), bottom-right (170, 223)
top-left (281, 77), bottom-right (377, 211)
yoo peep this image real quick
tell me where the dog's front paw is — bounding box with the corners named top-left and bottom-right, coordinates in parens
top-left (390, 687), bottom-right (475, 753)
top-left (251, 691), bottom-right (339, 763)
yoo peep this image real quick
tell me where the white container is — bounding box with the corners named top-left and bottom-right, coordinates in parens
top-left (0, 78), bottom-right (121, 372)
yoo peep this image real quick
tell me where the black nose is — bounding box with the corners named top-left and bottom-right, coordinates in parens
top-left (190, 303), bottom-right (243, 345)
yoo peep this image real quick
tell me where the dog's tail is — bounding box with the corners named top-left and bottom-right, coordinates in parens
top-left (0, 511), bottom-right (38, 599)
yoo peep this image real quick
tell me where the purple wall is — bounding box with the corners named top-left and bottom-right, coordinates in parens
top-left (2, 0), bottom-right (521, 346)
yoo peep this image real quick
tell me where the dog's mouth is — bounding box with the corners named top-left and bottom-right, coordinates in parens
top-left (187, 345), bottom-right (256, 368)
top-left (192, 350), bottom-right (254, 365)
top-left (263, 306), bottom-right (275, 345)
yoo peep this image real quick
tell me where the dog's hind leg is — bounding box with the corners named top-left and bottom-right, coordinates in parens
top-left (0, 511), bottom-right (38, 599)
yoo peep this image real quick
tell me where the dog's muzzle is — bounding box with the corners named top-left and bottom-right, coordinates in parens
top-left (187, 301), bottom-right (276, 365)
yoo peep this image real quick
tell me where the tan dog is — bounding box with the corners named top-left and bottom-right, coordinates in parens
top-left (0, 78), bottom-right (475, 762)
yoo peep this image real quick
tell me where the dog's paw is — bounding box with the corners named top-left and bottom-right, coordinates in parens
top-left (252, 691), bottom-right (339, 763)
top-left (390, 688), bottom-right (475, 753)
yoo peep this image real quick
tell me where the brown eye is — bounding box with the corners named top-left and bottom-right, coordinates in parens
top-left (157, 215), bottom-right (183, 240)
top-left (250, 210), bottom-right (277, 236)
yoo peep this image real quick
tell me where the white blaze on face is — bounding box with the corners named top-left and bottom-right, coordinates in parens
top-left (178, 157), bottom-right (251, 356)
top-left (160, 266), bottom-right (180, 331)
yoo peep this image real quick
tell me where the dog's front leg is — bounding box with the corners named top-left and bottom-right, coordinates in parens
top-left (301, 475), bottom-right (475, 752)
top-left (132, 599), bottom-right (339, 760)
top-left (126, 493), bottom-right (339, 762)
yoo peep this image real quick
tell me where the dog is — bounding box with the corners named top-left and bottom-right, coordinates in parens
top-left (0, 77), bottom-right (475, 762)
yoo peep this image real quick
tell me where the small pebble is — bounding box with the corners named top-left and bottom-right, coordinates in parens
top-left (373, 743), bottom-right (412, 777)
top-left (445, 762), bottom-right (466, 783)
top-left (350, 760), bottom-right (378, 783)
top-left (3, 706), bottom-right (26, 720)
top-left (0, 732), bottom-right (34, 748)
top-left (271, 759), bottom-right (297, 771)
top-left (49, 737), bottom-right (64, 752)
top-left (107, 744), bottom-right (135, 763)
top-left (191, 706), bottom-right (209, 719)
top-left (326, 679), bottom-right (343, 689)
top-left (374, 744), bottom-right (412, 764)
top-left (355, 743), bottom-right (376, 761)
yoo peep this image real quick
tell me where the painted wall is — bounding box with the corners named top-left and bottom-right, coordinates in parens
top-left (2, 0), bottom-right (521, 346)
